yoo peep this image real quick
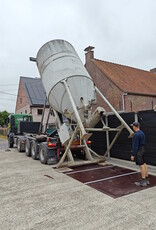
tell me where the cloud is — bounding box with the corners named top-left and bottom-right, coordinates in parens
top-left (0, 0), bottom-right (156, 112)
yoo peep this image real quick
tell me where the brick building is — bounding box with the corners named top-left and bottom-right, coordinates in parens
top-left (84, 47), bottom-right (156, 113)
top-left (15, 76), bottom-right (55, 128)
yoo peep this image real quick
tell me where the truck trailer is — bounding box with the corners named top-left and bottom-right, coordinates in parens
top-left (23, 108), bottom-right (91, 165)
top-left (8, 40), bottom-right (134, 168)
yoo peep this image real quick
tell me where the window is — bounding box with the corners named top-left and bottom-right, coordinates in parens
top-left (47, 123), bottom-right (56, 129)
top-left (20, 98), bottom-right (22, 104)
top-left (25, 110), bottom-right (27, 114)
top-left (37, 109), bottom-right (43, 115)
top-left (23, 116), bottom-right (31, 122)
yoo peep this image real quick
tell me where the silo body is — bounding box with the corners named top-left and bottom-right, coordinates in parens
top-left (36, 40), bottom-right (96, 123)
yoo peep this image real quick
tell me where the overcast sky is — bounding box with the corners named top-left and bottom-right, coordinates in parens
top-left (0, 0), bottom-right (156, 112)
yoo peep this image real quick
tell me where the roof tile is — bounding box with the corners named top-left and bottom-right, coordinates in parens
top-left (93, 59), bottom-right (156, 96)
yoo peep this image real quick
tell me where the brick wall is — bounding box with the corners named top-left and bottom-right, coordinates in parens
top-left (16, 104), bottom-right (31, 115)
top-left (15, 79), bottom-right (55, 129)
top-left (85, 59), bottom-right (123, 112)
top-left (15, 79), bottom-right (29, 112)
top-left (16, 106), bottom-right (55, 130)
top-left (125, 94), bottom-right (156, 113)
top-left (31, 107), bottom-right (55, 128)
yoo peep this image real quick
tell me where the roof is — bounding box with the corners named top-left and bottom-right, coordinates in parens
top-left (20, 77), bottom-right (48, 106)
top-left (93, 59), bottom-right (156, 96)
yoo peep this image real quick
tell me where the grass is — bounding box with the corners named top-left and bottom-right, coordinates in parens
top-left (0, 135), bottom-right (7, 139)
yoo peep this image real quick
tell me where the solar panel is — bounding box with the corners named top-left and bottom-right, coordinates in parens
top-left (21, 77), bottom-right (49, 106)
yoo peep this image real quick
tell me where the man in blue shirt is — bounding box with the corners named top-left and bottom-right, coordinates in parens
top-left (131, 122), bottom-right (149, 186)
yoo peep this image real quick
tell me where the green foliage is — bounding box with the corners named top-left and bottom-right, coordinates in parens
top-left (0, 110), bottom-right (9, 126)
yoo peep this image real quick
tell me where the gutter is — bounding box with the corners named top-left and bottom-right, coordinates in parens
top-left (126, 91), bottom-right (156, 97)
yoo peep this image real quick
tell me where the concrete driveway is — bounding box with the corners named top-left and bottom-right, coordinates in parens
top-left (0, 140), bottom-right (156, 230)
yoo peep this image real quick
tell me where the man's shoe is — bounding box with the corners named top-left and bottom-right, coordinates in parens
top-left (146, 178), bottom-right (150, 185)
top-left (135, 180), bottom-right (147, 187)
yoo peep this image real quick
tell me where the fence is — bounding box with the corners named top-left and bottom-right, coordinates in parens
top-left (0, 127), bottom-right (8, 137)
top-left (90, 110), bottom-right (156, 166)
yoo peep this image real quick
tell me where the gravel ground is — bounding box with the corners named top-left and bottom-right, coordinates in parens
top-left (0, 138), bottom-right (8, 150)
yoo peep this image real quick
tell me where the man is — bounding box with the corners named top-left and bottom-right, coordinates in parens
top-left (131, 121), bottom-right (149, 186)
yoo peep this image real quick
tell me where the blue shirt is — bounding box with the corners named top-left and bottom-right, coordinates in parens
top-left (132, 130), bottom-right (145, 156)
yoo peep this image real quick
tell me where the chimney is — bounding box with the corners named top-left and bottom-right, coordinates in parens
top-left (150, 68), bottom-right (156, 74)
top-left (84, 46), bottom-right (95, 63)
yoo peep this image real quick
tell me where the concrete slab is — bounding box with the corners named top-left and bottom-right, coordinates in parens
top-left (0, 143), bottom-right (155, 230)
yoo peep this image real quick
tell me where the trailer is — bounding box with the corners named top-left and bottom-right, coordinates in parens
top-left (23, 107), bottom-right (91, 165)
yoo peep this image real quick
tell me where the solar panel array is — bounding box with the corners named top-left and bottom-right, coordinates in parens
top-left (21, 77), bottom-right (49, 106)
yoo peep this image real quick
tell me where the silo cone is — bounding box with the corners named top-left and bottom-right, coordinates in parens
top-left (36, 39), bottom-right (97, 139)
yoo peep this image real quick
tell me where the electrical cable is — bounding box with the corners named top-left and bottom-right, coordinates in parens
top-left (0, 98), bottom-right (16, 101)
top-left (0, 91), bottom-right (46, 102)
top-left (0, 84), bottom-right (18, 86)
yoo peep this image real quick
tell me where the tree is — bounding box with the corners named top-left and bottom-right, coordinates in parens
top-left (0, 110), bottom-right (9, 126)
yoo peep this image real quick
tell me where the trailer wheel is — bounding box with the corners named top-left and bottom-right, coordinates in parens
top-left (31, 140), bottom-right (38, 160)
top-left (39, 143), bottom-right (47, 164)
top-left (25, 139), bottom-right (31, 157)
top-left (17, 138), bottom-right (22, 152)
top-left (8, 138), bottom-right (13, 148)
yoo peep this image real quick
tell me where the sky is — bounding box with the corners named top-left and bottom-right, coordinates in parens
top-left (0, 0), bottom-right (156, 113)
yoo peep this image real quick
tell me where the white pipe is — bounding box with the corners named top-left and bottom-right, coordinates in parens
top-left (105, 115), bottom-right (110, 160)
top-left (85, 107), bottom-right (105, 128)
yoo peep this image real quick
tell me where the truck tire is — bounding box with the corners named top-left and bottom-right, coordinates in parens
top-left (39, 143), bottom-right (47, 164)
top-left (8, 138), bottom-right (13, 148)
top-left (25, 139), bottom-right (31, 157)
top-left (17, 138), bottom-right (22, 152)
top-left (31, 140), bottom-right (38, 160)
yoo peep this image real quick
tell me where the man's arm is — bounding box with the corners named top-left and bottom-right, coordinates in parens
top-left (131, 134), bottom-right (139, 161)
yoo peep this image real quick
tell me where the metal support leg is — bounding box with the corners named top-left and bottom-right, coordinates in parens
top-left (105, 115), bottom-right (110, 160)
top-left (101, 117), bottom-right (106, 127)
top-left (53, 109), bottom-right (62, 128)
top-left (56, 125), bottom-right (79, 168)
top-left (135, 112), bottom-right (138, 122)
top-left (44, 106), bottom-right (52, 134)
top-left (39, 98), bottom-right (47, 133)
top-left (87, 147), bottom-right (102, 159)
top-left (53, 109), bottom-right (74, 163)
top-left (103, 125), bottom-right (124, 158)
top-left (83, 140), bottom-right (93, 161)
top-left (63, 80), bottom-right (92, 140)
top-left (95, 87), bottom-right (134, 138)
